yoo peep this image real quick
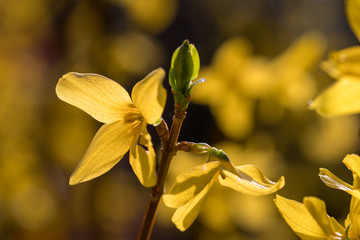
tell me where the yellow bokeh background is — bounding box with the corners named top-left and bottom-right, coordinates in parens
top-left (0, 0), bottom-right (358, 239)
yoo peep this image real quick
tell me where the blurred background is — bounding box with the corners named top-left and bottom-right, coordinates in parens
top-left (0, 0), bottom-right (359, 239)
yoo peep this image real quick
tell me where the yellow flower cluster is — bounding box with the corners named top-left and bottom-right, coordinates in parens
top-left (191, 32), bottom-right (326, 139)
top-left (309, 0), bottom-right (360, 117)
top-left (276, 1), bottom-right (360, 239)
top-left (56, 53), bottom-right (285, 233)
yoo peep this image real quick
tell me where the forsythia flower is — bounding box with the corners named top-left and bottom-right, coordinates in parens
top-left (191, 32), bottom-right (324, 139)
top-left (309, 0), bottom-right (360, 117)
top-left (275, 195), bottom-right (345, 240)
top-left (275, 154), bottom-right (360, 239)
top-left (56, 68), bottom-right (166, 187)
top-left (162, 150), bottom-right (285, 231)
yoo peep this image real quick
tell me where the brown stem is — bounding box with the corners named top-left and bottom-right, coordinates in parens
top-left (154, 117), bottom-right (170, 145)
top-left (175, 141), bottom-right (192, 152)
top-left (137, 104), bottom-right (187, 240)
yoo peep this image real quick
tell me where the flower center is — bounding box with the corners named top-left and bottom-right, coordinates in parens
top-left (124, 109), bottom-right (143, 123)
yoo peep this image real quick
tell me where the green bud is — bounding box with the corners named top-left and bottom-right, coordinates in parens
top-left (208, 148), bottom-right (230, 162)
top-left (207, 148), bottom-right (245, 179)
top-left (169, 40), bottom-right (200, 104)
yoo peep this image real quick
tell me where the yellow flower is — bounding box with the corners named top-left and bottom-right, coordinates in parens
top-left (162, 150), bottom-right (285, 231)
top-left (310, 49), bottom-right (360, 116)
top-left (274, 195), bottom-right (345, 240)
top-left (55, 68), bottom-right (166, 187)
top-left (309, 0), bottom-right (360, 117)
top-left (321, 47), bottom-right (360, 79)
top-left (191, 32), bottom-right (324, 139)
top-left (319, 154), bottom-right (360, 239)
top-left (275, 154), bottom-right (360, 239)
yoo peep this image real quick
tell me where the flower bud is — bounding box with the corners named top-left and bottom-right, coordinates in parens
top-left (322, 46), bottom-right (360, 78)
top-left (190, 143), bottom-right (211, 154)
top-left (208, 148), bottom-right (230, 162)
top-left (169, 40), bottom-right (200, 98)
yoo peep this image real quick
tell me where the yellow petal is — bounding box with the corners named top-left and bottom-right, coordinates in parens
top-left (343, 154), bottom-right (360, 190)
top-left (274, 195), bottom-right (329, 240)
top-left (56, 72), bottom-right (135, 124)
top-left (343, 154), bottom-right (360, 177)
top-left (309, 76), bottom-right (360, 117)
top-left (218, 165), bottom-right (285, 196)
top-left (346, 0), bottom-right (360, 42)
top-left (162, 161), bottom-right (221, 208)
top-left (322, 47), bottom-right (360, 78)
top-left (129, 125), bottom-right (157, 187)
top-left (319, 168), bottom-right (353, 190)
top-left (329, 217), bottom-right (346, 237)
top-left (354, 176), bottom-right (360, 190)
top-left (171, 176), bottom-right (217, 231)
top-left (131, 68), bottom-right (166, 124)
top-left (303, 197), bottom-right (344, 237)
top-left (69, 119), bottom-right (141, 185)
top-left (319, 168), bottom-right (360, 200)
top-left (347, 197), bottom-right (360, 238)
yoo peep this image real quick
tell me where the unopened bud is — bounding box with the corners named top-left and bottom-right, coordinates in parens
top-left (169, 40), bottom-right (200, 98)
top-left (322, 46), bottom-right (360, 78)
top-left (208, 148), bottom-right (230, 162)
top-left (191, 143), bottom-right (211, 154)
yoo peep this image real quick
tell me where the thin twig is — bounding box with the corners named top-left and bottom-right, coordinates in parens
top-left (155, 117), bottom-right (170, 145)
top-left (137, 104), bottom-right (187, 240)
